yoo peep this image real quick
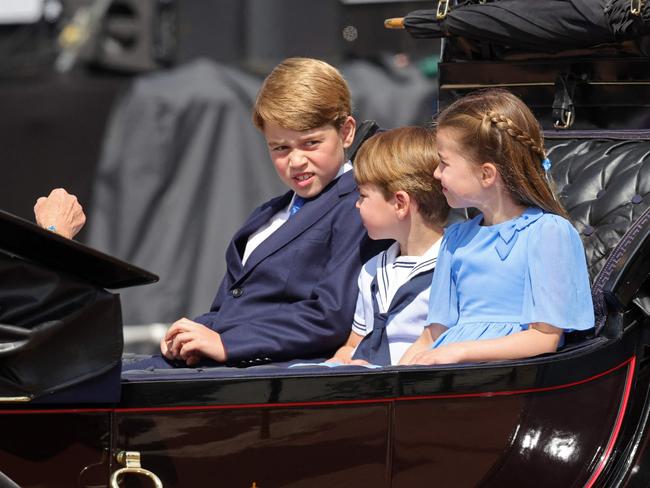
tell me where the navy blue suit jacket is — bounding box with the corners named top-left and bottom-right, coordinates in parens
top-left (194, 171), bottom-right (388, 365)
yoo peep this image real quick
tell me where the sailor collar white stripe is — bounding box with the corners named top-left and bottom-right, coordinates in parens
top-left (374, 238), bottom-right (442, 310)
top-left (378, 250), bottom-right (390, 309)
top-left (375, 242), bottom-right (398, 310)
top-left (407, 237), bottom-right (442, 279)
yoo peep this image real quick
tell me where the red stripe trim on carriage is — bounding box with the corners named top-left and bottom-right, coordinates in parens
top-left (583, 355), bottom-right (635, 488)
top-left (397, 356), bottom-right (635, 403)
top-left (0, 357), bottom-right (635, 415)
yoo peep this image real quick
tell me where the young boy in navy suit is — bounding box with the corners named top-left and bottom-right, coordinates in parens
top-left (159, 57), bottom-right (383, 367)
top-left (326, 127), bottom-right (449, 366)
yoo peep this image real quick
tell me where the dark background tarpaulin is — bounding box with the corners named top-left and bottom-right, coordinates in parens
top-left (85, 58), bottom-right (437, 325)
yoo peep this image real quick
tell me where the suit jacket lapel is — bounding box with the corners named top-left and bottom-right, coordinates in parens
top-left (239, 172), bottom-right (356, 279)
top-left (226, 192), bottom-right (293, 276)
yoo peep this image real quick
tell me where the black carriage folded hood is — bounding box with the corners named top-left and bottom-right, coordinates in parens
top-left (0, 210), bottom-right (158, 404)
top-left (402, 0), bottom-right (650, 52)
top-left (0, 210), bottom-right (158, 289)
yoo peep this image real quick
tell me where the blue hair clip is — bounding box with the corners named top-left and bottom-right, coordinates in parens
top-left (542, 157), bottom-right (552, 172)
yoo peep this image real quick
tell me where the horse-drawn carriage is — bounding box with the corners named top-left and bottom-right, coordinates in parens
top-left (1, 1), bottom-right (649, 486)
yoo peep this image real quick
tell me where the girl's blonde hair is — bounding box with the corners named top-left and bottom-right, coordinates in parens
top-left (252, 57), bottom-right (351, 132)
top-left (354, 127), bottom-right (450, 226)
top-left (436, 89), bottom-right (567, 218)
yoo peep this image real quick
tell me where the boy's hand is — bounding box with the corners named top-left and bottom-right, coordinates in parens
top-left (325, 331), bottom-right (364, 364)
top-left (325, 346), bottom-right (355, 364)
top-left (347, 359), bottom-right (371, 366)
top-left (324, 356), bottom-right (370, 366)
top-left (161, 318), bottom-right (227, 365)
top-left (324, 352), bottom-right (371, 366)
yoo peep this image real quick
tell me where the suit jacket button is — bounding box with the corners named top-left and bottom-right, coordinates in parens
top-left (231, 288), bottom-right (243, 298)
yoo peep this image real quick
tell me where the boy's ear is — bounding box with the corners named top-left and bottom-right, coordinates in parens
top-left (340, 116), bottom-right (356, 149)
top-left (394, 191), bottom-right (411, 219)
top-left (479, 162), bottom-right (498, 187)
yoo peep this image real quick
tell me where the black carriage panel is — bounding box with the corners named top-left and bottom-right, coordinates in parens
top-left (391, 324), bottom-right (638, 488)
top-left (0, 410), bottom-right (111, 488)
top-left (117, 368), bottom-right (398, 487)
top-left (114, 404), bottom-right (390, 488)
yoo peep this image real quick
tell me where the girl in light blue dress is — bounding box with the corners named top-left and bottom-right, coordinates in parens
top-left (400, 89), bottom-right (594, 365)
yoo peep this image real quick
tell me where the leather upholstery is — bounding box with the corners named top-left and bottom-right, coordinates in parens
top-left (547, 137), bottom-right (649, 280)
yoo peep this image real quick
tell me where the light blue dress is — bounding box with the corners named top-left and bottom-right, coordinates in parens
top-left (427, 207), bottom-right (594, 348)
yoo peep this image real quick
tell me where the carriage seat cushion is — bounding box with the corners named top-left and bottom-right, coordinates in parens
top-left (546, 137), bottom-right (649, 279)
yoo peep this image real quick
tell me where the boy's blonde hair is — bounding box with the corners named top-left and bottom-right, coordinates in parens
top-left (252, 57), bottom-right (351, 132)
top-left (354, 127), bottom-right (449, 226)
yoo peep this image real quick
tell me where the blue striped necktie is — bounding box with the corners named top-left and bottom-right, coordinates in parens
top-left (289, 196), bottom-right (306, 217)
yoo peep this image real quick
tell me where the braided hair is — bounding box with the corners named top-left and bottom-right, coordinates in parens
top-left (435, 89), bottom-right (567, 218)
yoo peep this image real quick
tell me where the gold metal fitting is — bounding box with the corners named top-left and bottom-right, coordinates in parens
top-left (554, 110), bottom-right (575, 129)
top-left (384, 17), bottom-right (405, 29)
top-left (437, 0), bottom-right (450, 20)
top-left (631, 0), bottom-right (645, 16)
top-left (110, 451), bottom-right (163, 488)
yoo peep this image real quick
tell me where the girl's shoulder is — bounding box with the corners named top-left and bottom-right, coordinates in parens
top-left (523, 210), bottom-right (587, 261)
top-left (529, 211), bottom-right (582, 240)
top-left (444, 213), bottom-right (483, 241)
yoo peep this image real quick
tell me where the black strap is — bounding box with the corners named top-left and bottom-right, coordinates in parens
top-left (552, 73), bottom-right (586, 129)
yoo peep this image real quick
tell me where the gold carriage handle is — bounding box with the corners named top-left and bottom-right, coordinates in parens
top-left (110, 451), bottom-right (163, 488)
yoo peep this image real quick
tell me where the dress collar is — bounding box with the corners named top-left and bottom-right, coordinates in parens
top-left (492, 207), bottom-right (545, 260)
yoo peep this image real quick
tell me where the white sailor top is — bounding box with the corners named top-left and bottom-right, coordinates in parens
top-left (351, 239), bottom-right (441, 364)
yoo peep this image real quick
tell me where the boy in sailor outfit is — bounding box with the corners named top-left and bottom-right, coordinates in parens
top-left (327, 127), bottom-right (450, 366)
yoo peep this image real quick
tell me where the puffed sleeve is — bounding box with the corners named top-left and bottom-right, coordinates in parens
top-left (521, 215), bottom-right (594, 330)
top-left (426, 223), bottom-right (461, 327)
